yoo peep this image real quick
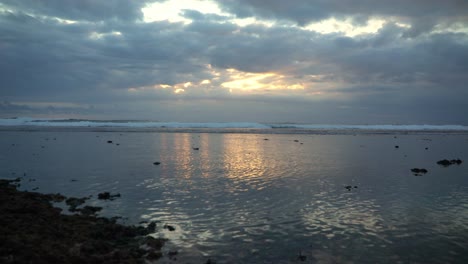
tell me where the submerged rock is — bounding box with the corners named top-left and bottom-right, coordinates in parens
top-left (437, 159), bottom-right (462, 167)
top-left (66, 197), bottom-right (89, 212)
top-left (97, 192), bottom-right (121, 200)
top-left (411, 168), bottom-right (428, 176)
top-left (153, 162), bottom-right (161, 165)
top-left (78, 205), bottom-right (103, 216)
top-left (164, 224), bottom-right (176, 231)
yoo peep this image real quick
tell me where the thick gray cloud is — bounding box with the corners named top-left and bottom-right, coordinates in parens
top-left (0, 0), bottom-right (149, 21)
top-left (218, 1), bottom-right (468, 31)
top-left (0, 1), bottom-right (467, 124)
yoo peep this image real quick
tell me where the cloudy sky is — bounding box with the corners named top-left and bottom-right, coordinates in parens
top-left (1, 0), bottom-right (467, 124)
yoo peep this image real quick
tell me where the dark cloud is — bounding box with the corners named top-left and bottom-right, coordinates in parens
top-left (0, 0), bottom-right (149, 21)
top-left (217, 0), bottom-right (468, 30)
top-left (0, 1), bottom-right (467, 124)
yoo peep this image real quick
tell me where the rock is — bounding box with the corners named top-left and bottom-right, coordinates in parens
top-left (193, 147), bottom-right (199, 150)
top-left (411, 168), bottom-right (428, 176)
top-left (437, 159), bottom-right (462, 167)
top-left (206, 258), bottom-right (216, 264)
top-left (163, 224), bottom-right (176, 231)
top-left (97, 192), bottom-right (121, 200)
top-left (107, 140), bottom-right (113, 144)
top-left (263, 138), bottom-right (269, 141)
top-left (294, 140), bottom-right (299, 142)
top-left (168, 250), bottom-right (178, 259)
top-left (395, 145), bottom-right (399, 148)
top-left (0, 179), bottom-right (166, 263)
top-left (298, 251), bottom-right (307, 261)
top-left (153, 162), bottom-right (161, 165)
top-left (77, 205), bottom-right (102, 216)
top-left (437, 159), bottom-right (451, 167)
top-left (66, 197), bottom-right (89, 212)
top-left (345, 185), bottom-right (352, 191)
top-left (147, 221), bottom-right (157, 232)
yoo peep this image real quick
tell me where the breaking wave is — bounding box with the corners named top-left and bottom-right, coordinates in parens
top-left (1, 117), bottom-right (467, 132)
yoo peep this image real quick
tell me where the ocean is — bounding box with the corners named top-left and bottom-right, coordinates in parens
top-left (1, 118), bottom-right (468, 263)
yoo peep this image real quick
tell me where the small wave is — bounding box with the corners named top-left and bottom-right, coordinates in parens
top-left (1, 117), bottom-right (467, 132)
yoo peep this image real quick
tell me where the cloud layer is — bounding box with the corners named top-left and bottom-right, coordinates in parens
top-left (1, 0), bottom-right (467, 123)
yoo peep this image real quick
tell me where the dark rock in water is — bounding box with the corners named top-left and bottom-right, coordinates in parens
top-left (77, 205), bottom-right (102, 216)
top-left (66, 197), bottom-right (89, 212)
top-left (107, 140), bottom-right (113, 144)
top-left (153, 162), bottom-right (161, 165)
top-left (70, 179), bottom-right (78, 182)
top-left (168, 250), bottom-right (178, 259)
top-left (395, 145), bottom-right (399, 149)
top-left (411, 168), bottom-right (428, 176)
top-left (164, 224), bottom-right (176, 231)
top-left (354, 186), bottom-right (358, 188)
top-left (98, 192), bottom-right (121, 200)
top-left (147, 221), bottom-right (157, 232)
top-left (345, 185), bottom-right (352, 191)
top-left (437, 159), bottom-right (451, 167)
top-left (437, 159), bottom-right (462, 167)
top-left (193, 147), bottom-right (199, 150)
top-left (146, 251), bottom-right (163, 260)
top-left (263, 138), bottom-right (269, 141)
top-left (0, 179), bottom-right (166, 263)
top-left (298, 251), bottom-right (307, 261)
top-left (425, 147), bottom-right (428, 150)
top-left (116, 143), bottom-right (120, 146)
top-left (206, 258), bottom-right (216, 264)
top-left (98, 192), bottom-right (111, 199)
top-left (294, 140), bottom-right (299, 142)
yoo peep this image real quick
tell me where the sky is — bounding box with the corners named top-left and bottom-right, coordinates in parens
top-left (1, 0), bottom-right (468, 124)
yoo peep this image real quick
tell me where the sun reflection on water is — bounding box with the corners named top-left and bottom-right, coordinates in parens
top-left (221, 136), bottom-right (270, 191)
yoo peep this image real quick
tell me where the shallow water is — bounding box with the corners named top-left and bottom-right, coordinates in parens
top-left (1, 131), bottom-right (468, 263)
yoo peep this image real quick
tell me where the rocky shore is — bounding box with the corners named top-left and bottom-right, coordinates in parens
top-left (0, 178), bottom-right (165, 264)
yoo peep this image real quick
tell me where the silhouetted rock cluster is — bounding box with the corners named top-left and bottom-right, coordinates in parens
top-left (345, 185), bottom-right (358, 191)
top-left (164, 224), bottom-right (176, 231)
top-left (0, 178), bottom-right (164, 264)
top-left (437, 159), bottom-right (462, 167)
top-left (411, 168), bottom-right (428, 176)
top-left (97, 192), bottom-right (121, 200)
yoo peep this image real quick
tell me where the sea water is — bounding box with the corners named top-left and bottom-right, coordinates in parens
top-left (1, 125), bottom-right (468, 263)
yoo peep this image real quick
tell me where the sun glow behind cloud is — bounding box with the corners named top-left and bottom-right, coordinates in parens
top-left (221, 69), bottom-right (304, 92)
top-left (304, 18), bottom-right (386, 37)
top-left (142, 0), bottom-right (223, 24)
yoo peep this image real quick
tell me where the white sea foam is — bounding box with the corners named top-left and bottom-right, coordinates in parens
top-left (1, 117), bottom-right (467, 131)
